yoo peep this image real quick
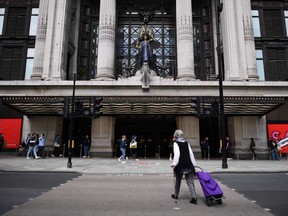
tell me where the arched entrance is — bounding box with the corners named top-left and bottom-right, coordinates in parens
top-left (114, 115), bottom-right (176, 159)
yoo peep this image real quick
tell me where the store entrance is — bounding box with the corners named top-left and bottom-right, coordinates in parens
top-left (199, 117), bottom-right (220, 158)
top-left (62, 117), bottom-right (92, 157)
top-left (114, 115), bottom-right (177, 159)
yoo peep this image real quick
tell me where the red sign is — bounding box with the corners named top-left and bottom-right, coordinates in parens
top-left (0, 119), bottom-right (22, 148)
top-left (267, 123), bottom-right (288, 153)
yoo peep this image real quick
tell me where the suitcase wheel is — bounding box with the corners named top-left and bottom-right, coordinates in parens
top-left (216, 199), bottom-right (222, 205)
top-left (206, 198), bottom-right (212, 206)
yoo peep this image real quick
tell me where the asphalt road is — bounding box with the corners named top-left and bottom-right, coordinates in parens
top-left (0, 171), bottom-right (81, 215)
top-left (212, 173), bottom-right (288, 216)
top-left (0, 171), bottom-right (276, 216)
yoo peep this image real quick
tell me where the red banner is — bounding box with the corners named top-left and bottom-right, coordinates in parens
top-left (0, 119), bottom-right (22, 148)
top-left (267, 123), bottom-right (288, 153)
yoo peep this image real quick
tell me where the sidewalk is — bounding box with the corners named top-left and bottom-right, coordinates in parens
top-left (0, 155), bottom-right (287, 174)
top-left (1, 156), bottom-right (287, 216)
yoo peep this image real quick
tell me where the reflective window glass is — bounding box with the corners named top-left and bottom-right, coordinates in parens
top-left (252, 10), bottom-right (261, 37)
top-left (29, 8), bottom-right (39, 35)
top-left (256, 49), bottom-right (265, 81)
top-left (25, 48), bottom-right (35, 80)
top-left (285, 11), bottom-right (288, 36)
top-left (0, 8), bottom-right (5, 35)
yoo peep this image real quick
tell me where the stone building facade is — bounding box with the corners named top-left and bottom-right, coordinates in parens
top-left (0, 0), bottom-right (288, 159)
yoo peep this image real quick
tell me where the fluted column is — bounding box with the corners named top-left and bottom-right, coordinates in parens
top-left (176, 0), bottom-right (195, 80)
top-left (221, 0), bottom-right (243, 80)
top-left (95, 0), bottom-right (116, 80)
top-left (242, 0), bottom-right (259, 80)
top-left (41, 0), bottom-right (69, 80)
top-left (30, 0), bottom-right (49, 79)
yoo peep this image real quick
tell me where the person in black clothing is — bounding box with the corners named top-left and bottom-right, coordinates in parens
top-left (170, 129), bottom-right (197, 204)
top-left (0, 132), bottom-right (4, 152)
top-left (203, 137), bottom-right (210, 159)
top-left (82, 135), bottom-right (91, 158)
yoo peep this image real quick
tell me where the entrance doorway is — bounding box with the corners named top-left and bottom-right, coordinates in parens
top-left (199, 117), bottom-right (220, 158)
top-left (114, 115), bottom-right (176, 159)
top-left (62, 117), bottom-right (92, 157)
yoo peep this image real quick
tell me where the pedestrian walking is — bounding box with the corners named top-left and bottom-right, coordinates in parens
top-left (118, 135), bottom-right (127, 163)
top-left (250, 137), bottom-right (257, 160)
top-left (26, 133), bottom-right (40, 159)
top-left (170, 129), bottom-right (197, 204)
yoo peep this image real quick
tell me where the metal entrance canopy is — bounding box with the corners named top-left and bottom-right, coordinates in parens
top-left (1, 96), bottom-right (285, 117)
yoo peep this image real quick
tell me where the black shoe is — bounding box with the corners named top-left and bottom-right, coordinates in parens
top-left (190, 197), bottom-right (197, 204)
top-left (171, 194), bottom-right (178, 199)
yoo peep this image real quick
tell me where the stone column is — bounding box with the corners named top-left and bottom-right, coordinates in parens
top-left (90, 116), bottom-right (116, 157)
top-left (42, 0), bottom-right (69, 80)
top-left (242, 0), bottom-right (259, 80)
top-left (227, 116), bottom-right (268, 159)
top-left (176, 116), bottom-right (200, 157)
top-left (221, 0), bottom-right (244, 80)
top-left (176, 0), bottom-right (195, 80)
top-left (95, 0), bottom-right (116, 80)
top-left (30, 0), bottom-right (49, 79)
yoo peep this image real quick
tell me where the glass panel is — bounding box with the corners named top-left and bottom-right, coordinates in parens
top-left (256, 60), bottom-right (265, 81)
top-left (285, 11), bottom-right (288, 17)
top-left (29, 16), bottom-right (38, 35)
top-left (32, 8), bottom-right (39, 15)
top-left (0, 8), bottom-right (4, 35)
top-left (251, 10), bottom-right (259, 16)
top-left (0, 16), bottom-right (3, 35)
top-left (252, 17), bottom-right (261, 37)
top-left (255, 50), bottom-right (263, 58)
top-left (286, 17), bottom-right (288, 36)
top-left (25, 59), bottom-right (33, 80)
top-left (29, 8), bottom-right (39, 35)
top-left (25, 48), bottom-right (34, 80)
top-left (27, 48), bottom-right (35, 57)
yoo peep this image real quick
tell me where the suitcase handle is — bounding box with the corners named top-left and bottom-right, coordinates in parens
top-left (194, 165), bottom-right (203, 172)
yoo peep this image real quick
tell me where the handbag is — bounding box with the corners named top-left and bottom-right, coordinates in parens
top-left (54, 142), bottom-right (60, 147)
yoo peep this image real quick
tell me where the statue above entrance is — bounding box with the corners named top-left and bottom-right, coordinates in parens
top-left (133, 8), bottom-right (160, 73)
top-left (132, 8), bottom-right (160, 90)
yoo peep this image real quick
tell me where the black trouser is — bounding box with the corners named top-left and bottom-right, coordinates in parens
top-left (174, 171), bottom-right (197, 199)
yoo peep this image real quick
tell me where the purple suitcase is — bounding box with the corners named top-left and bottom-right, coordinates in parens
top-left (196, 170), bottom-right (223, 206)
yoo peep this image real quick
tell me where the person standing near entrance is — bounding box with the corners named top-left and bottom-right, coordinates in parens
top-left (203, 137), bottom-right (210, 159)
top-left (82, 135), bottom-right (91, 158)
top-left (250, 137), bottom-right (257, 160)
top-left (129, 135), bottom-right (138, 160)
top-left (118, 135), bottom-right (127, 163)
top-left (170, 129), bottom-right (197, 204)
top-left (0, 132), bottom-right (4, 152)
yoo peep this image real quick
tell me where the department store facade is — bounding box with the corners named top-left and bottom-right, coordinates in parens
top-left (0, 0), bottom-right (288, 159)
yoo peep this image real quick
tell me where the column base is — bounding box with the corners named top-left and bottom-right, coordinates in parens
top-left (94, 73), bottom-right (115, 81)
